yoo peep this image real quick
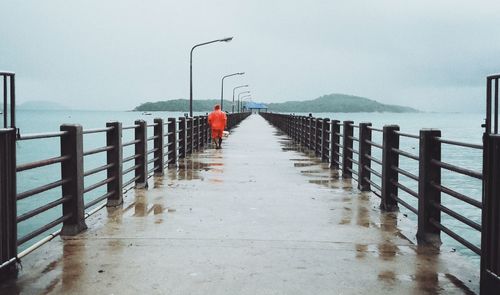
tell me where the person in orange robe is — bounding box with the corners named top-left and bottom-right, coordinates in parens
top-left (208, 104), bottom-right (227, 149)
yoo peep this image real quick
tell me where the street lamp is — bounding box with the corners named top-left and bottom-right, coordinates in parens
top-left (237, 91), bottom-right (250, 113)
top-left (240, 95), bottom-right (252, 112)
top-left (190, 37), bottom-right (233, 117)
top-left (221, 72), bottom-right (244, 111)
top-left (232, 85), bottom-right (249, 113)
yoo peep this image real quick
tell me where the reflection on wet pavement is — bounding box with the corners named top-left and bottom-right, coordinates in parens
top-left (279, 132), bottom-right (478, 294)
top-left (0, 115), bottom-right (478, 295)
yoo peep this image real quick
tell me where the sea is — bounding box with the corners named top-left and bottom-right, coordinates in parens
top-left (13, 110), bottom-right (484, 267)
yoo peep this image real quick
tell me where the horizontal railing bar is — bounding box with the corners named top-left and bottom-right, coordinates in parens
top-left (147, 157), bottom-right (159, 165)
top-left (431, 182), bottom-right (482, 209)
top-left (431, 201), bottom-right (481, 232)
top-left (85, 191), bottom-right (115, 209)
top-left (392, 166), bottom-right (419, 181)
top-left (367, 126), bottom-right (383, 132)
top-left (16, 155), bottom-right (70, 172)
top-left (346, 167), bottom-right (358, 176)
top-left (365, 140), bottom-right (383, 149)
top-left (17, 214), bottom-right (71, 246)
top-left (347, 147), bottom-right (359, 155)
top-left (372, 189), bottom-right (382, 198)
top-left (147, 148), bottom-right (159, 155)
top-left (431, 159), bottom-right (482, 180)
top-left (391, 193), bottom-right (418, 214)
top-left (347, 157), bottom-right (359, 165)
top-left (430, 219), bottom-right (480, 255)
top-left (83, 177), bottom-right (115, 194)
top-left (147, 135), bottom-right (158, 141)
top-left (365, 177), bottom-right (382, 192)
top-left (82, 127), bottom-right (113, 134)
top-left (394, 131), bottom-right (419, 139)
top-left (365, 154), bottom-right (382, 165)
top-left (123, 154), bottom-right (140, 163)
top-left (122, 125), bottom-right (140, 130)
top-left (122, 175), bottom-right (140, 189)
top-left (364, 165), bottom-right (382, 178)
top-left (146, 124), bottom-right (157, 128)
top-left (17, 196), bottom-right (72, 223)
top-left (18, 131), bottom-right (68, 140)
top-left (122, 139), bottom-right (141, 147)
top-left (123, 164), bottom-right (141, 176)
top-left (17, 178), bottom-right (71, 200)
top-left (392, 148), bottom-right (419, 161)
top-left (348, 136), bottom-right (359, 142)
top-left (83, 145), bottom-right (114, 157)
top-left (435, 137), bottom-right (482, 150)
top-left (391, 180), bottom-right (418, 198)
top-left (84, 163), bottom-right (114, 177)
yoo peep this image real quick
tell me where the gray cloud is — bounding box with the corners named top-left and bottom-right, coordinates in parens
top-left (1, 0), bottom-right (499, 112)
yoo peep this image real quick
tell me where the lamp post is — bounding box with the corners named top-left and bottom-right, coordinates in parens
top-left (221, 72), bottom-right (244, 111)
top-left (190, 37), bottom-right (233, 117)
top-left (232, 85), bottom-right (249, 113)
top-left (237, 91), bottom-right (250, 113)
top-left (240, 95), bottom-right (252, 112)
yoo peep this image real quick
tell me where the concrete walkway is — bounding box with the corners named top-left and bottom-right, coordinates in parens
top-left (1, 114), bottom-right (478, 294)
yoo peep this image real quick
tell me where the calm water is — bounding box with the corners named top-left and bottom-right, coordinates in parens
top-left (14, 110), bottom-right (485, 266)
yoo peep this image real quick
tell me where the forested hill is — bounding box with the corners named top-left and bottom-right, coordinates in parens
top-left (133, 94), bottom-right (418, 113)
top-left (134, 99), bottom-right (233, 112)
top-left (267, 94), bottom-right (417, 113)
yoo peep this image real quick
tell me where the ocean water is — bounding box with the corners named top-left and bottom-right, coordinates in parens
top-left (13, 110), bottom-right (484, 266)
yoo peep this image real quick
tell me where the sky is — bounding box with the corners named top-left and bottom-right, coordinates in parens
top-left (1, 0), bottom-right (500, 112)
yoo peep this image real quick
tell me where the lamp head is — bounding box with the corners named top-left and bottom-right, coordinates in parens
top-left (220, 37), bottom-right (233, 42)
top-left (238, 72), bottom-right (245, 75)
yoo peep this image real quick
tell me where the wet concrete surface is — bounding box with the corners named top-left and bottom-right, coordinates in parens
top-left (1, 114), bottom-right (478, 294)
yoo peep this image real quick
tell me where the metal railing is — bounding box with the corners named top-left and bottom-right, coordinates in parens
top-left (0, 112), bottom-right (250, 279)
top-left (261, 112), bottom-right (485, 287)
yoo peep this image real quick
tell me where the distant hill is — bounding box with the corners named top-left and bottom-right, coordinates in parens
top-left (134, 99), bottom-right (233, 112)
top-left (135, 94), bottom-right (417, 113)
top-left (18, 100), bottom-right (69, 110)
top-left (267, 94), bottom-right (418, 113)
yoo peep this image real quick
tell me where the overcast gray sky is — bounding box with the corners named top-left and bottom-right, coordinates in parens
top-left (1, 0), bottom-right (499, 112)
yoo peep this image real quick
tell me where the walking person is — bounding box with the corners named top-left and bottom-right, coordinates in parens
top-left (208, 104), bottom-right (227, 149)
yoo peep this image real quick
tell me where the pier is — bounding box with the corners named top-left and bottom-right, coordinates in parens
top-left (0, 114), bottom-right (479, 294)
top-left (1, 72), bottom-right (500, 294)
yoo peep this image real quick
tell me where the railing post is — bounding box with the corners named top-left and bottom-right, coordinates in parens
top-left (197, 116), bottom-right (202, 149)
top-left (322, 118), bottom-right (330, 162)
top-left (187, 118), bottom-right (193, 155)
top-left (0, 128), bottom-right (18, 279)
top-left (315, 119), bottom-right (321, 156)
top-left (381, 125), bottom-right (400, 211)
top-left (153, 118), bottom-right (164, 176)
top-left (167, 118), bottom-right (177, 166)
top-left (60, 124), bottom-right (87, 235)
top-left (342, 121), bottom-right (354, 178)
top-left (417, 129), bottom-right (441, 243)
top-left (178, 117), bottom-right (186, 159)
top-left (330, 120), bottom-right (340, 169)
top-left (193, 117), bottom-right (198, 151)
top-left (134, 120), bottom-right (148, 188)
top-left (198, 116), bottom-right (205, 148)
top-left (358, 123), bottom-right (372, 191)
top-left (106, 122), bottom-right (123, 206)
top-left (481, 134), bottom-right (500, 291)
top-left (308, 117), bottom-right (313, 150)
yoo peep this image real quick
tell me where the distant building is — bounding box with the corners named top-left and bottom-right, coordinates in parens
top-left (243, 102), bottom-right (268, 114)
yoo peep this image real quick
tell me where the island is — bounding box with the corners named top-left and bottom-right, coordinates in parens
top-left (133, 93), bottom-right (418, 113)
